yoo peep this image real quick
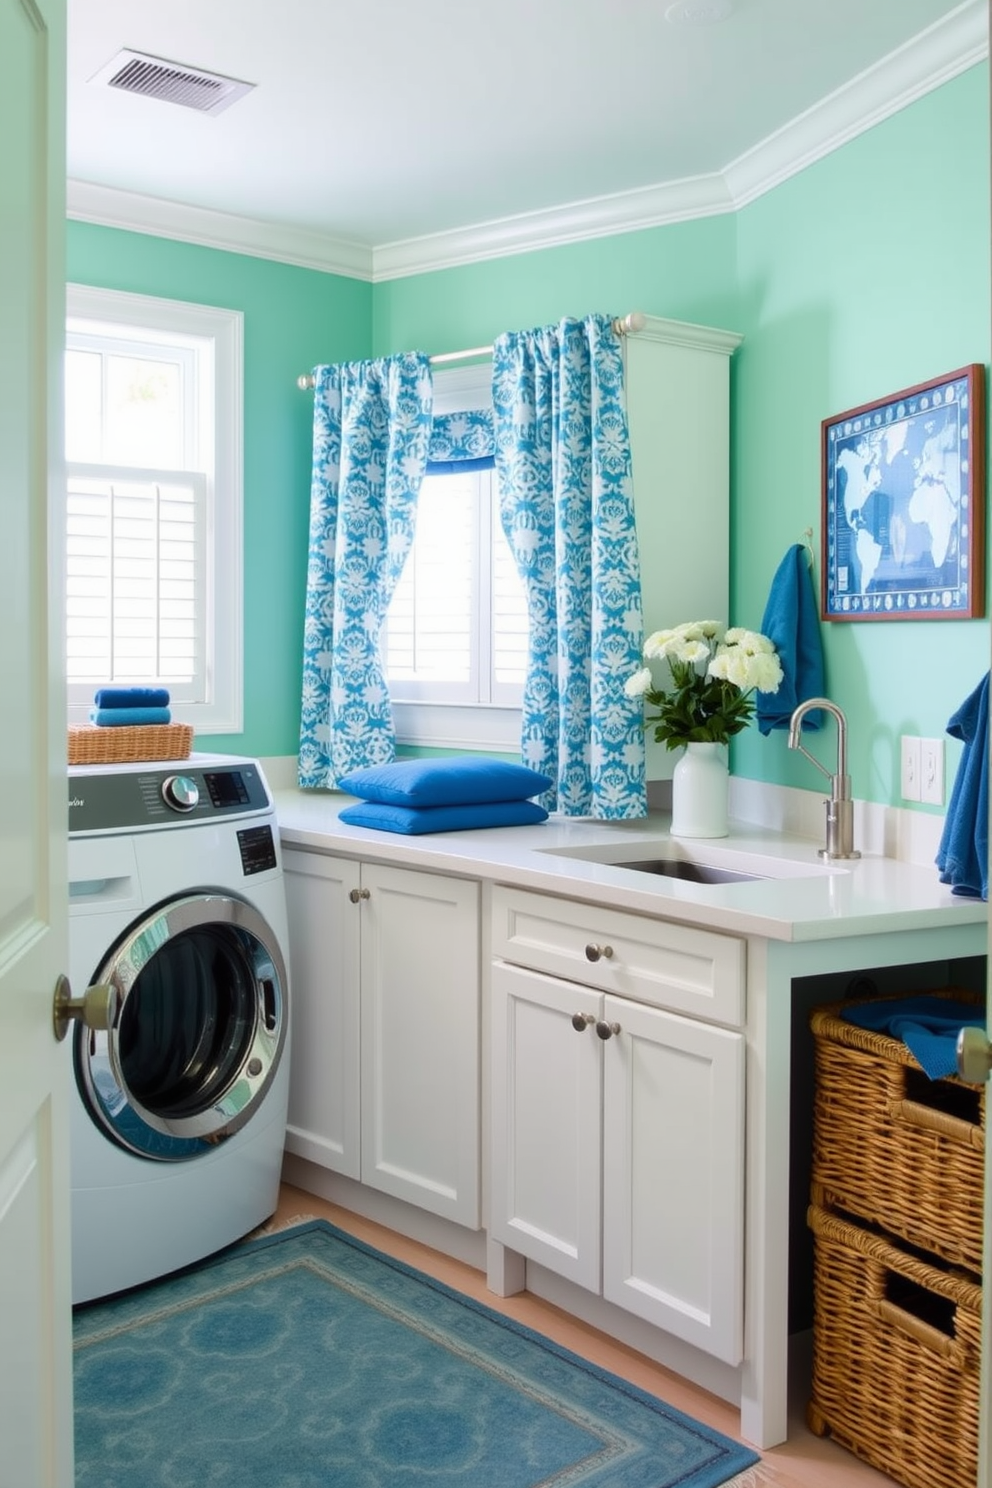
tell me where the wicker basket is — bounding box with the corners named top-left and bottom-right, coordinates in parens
top-left (810, 990), bottom-right (985, 1273)
top-left (807, 1204), bottom-right (981, 1488)
top-left (67, 723), bottom-right (194, 765)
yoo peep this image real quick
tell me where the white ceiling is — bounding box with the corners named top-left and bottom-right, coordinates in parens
top-left (66, 0), bottom-right (987, 279)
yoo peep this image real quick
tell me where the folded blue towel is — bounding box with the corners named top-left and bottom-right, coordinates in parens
top-left (843, 995), bottom-right (985, 1080)
top-left (756, 544), bottom-right (825, 735)
top-left (90, 707), bottom-right (172, 727)
top-left (936, 672), bottom-right (989, 900)
top-left (93, 687), bottom-right (170, 709)
top-left (338, 799), bottom-right (549, 835)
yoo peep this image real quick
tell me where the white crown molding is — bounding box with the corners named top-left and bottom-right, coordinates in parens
top-left (66, 179), bottom-right (374, 280)
top-left (632, 314), bottom-right (743, 356)
top-left (371, 172), bottom-right (734, 281)
top-left (724, 0), bottom-right (988, 207)
top-left (67, 0), bottom-right (987, 285)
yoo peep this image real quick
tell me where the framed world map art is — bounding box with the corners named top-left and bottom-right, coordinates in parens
top-left (821, 364), bottom-right (986, 621)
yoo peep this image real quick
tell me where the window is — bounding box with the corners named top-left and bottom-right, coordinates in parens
top-left (384, 365), bottom-right (529, 751)
top-left (64, 286), bottom-right (243, 733)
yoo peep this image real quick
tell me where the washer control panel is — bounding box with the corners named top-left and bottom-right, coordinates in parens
top-left (162, 774), bottom-right (200, 812)
top-left (69, 761), bottom-right (270, 835)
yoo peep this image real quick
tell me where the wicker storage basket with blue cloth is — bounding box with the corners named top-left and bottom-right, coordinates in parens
top-left (806, 1203), bottom-right (980, 1488)
top-left (809, 989), bottom-right (985, 1274)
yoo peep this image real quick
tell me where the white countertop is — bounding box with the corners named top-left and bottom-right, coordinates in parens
top-left (272, 788), bottom-right (986, 944)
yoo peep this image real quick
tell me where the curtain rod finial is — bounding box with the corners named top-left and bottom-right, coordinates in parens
top-left (612, 312), bottom-right (647, 337)
top-left (298, 373), bottom-right (315, 391)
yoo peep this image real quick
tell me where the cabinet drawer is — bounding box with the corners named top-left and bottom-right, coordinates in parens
top-left (491, 886), bottom-right (744, 1027)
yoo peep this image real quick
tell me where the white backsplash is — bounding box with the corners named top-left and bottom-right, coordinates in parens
top-left (262, 755), bottom-right (946, 869)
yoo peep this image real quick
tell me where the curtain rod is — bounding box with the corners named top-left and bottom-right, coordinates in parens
top-left (295, 312), bottom-right (646, 389)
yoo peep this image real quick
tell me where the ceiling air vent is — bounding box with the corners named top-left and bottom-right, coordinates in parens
top-left (90, 49), bottom-right (255, 116)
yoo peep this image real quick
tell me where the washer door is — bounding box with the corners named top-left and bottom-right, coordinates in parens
top-left (74, 891), bottom-right (288, 1161)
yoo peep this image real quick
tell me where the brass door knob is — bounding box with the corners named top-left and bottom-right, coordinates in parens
top-left (571, 1012), bottom-right (595, 1032)
top-left (584, 943), bottom-right (614, 963)
top-left (595, 1020), bottom-right (621, 1041)
top-left (52, 974), bottom-right (119, 1043)
top-left (348, 887), bottom-right (371, 903)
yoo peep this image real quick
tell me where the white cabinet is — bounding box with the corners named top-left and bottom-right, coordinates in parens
top-left (489, 886), bottom-right (745, 1364)
top-left (283, 849), bottom-right (481, 1228)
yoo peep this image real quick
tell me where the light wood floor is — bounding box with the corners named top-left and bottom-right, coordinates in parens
top-left (272, 1183), bottom-right (899, 1488)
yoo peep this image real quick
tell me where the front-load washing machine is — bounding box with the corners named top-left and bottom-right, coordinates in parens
top-left (67, 753), bottom-right (291, 1304)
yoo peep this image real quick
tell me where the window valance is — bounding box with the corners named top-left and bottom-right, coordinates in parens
top-left (427, 408), bottom-right (495, 473)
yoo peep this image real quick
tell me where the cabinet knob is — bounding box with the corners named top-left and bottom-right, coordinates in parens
top-left (571, 1012), bottom-right (595, 1032)
top-left (595, 1019), bottom-right (621, 1041)
top-left (348, 887), bottom-right (371, 903)
top-left (584, 943), bottom-right (614, 963)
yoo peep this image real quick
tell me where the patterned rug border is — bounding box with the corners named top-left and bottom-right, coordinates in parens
top-left (75, 1216), bottom-right (762, 1488)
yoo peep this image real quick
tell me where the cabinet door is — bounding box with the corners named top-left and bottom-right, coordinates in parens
top-left (490, 962), bottom-right (603, 1290)
top-left (360, 863), bottom-right (480, 1227)
top-left (282, 850), bottom-right (362, 1179)
top-left (602, 994), bottom-right (744, 1364)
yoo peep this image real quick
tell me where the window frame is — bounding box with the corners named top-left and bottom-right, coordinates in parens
top-left (64, 284), bottom-right (243, 734)
top-left (389, 362), bottom-right (525, 752)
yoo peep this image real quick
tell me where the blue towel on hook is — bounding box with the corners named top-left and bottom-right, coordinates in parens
top-left (936, 672), bottom-right (989, 900)
top-left (756, 544), bottom-right (825, 735)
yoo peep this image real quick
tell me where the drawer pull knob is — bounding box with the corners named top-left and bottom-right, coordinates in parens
top-left (571, 1012), bottom-right (595, 1032)
top-left (584, 943), bottom-right (614, 963)
top-left (596, 1020), bottom-right (621, 1041)
top-left (348, 887), bottom-right (371, 903)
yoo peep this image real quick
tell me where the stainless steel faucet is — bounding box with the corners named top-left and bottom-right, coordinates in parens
top-left (787, 698), bottom-right (861, 860)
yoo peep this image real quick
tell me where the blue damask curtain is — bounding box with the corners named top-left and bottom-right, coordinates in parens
top-left (492, 315), bottom-right (646, 818)
top-left (298, 353), bottom-right (433, 790)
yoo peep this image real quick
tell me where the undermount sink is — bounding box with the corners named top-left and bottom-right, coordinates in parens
top-left (609, 858), bottom-right (764, 885)
top-left (535, 838), bottom-right (844, 883)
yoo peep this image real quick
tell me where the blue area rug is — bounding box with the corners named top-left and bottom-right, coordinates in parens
top-left (73, 1218), bottom-right (760, 1488)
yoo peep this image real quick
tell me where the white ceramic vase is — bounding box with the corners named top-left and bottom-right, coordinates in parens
top-left (670, 742), bottom-right (729, 839)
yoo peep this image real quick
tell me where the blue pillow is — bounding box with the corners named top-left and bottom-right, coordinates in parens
top-left (337, 757), bottom-right (551, 807)
top-left (337, 799), bottom-right (549, 835)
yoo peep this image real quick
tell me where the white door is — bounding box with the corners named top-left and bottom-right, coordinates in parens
top-left (0, 0), bottom-right (73, 1485)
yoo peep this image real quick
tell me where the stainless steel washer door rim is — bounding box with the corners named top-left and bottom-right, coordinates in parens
top-left (75, 891), bottom-right (288, 1159)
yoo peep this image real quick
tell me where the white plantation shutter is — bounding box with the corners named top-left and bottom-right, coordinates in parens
top-left (64, 286), bottom-right (243, 732)
top-left (65, 467), bottom-right (205, 699)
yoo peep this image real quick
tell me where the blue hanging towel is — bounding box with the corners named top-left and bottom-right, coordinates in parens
top-left (756, 544), bottom-right (825, 735)
top-left (936, 671), bottom-right (989, 900)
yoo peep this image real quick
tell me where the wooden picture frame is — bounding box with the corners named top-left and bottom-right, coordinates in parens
top-left (821, 364), bottom-right (985, 620)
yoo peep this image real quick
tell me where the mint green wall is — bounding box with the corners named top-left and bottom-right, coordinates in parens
top-left (731, 64), bottom-right (990, 804)
top-left (372, 217), bottom-right (737, 355)
top-left (65, 63), bottom-right (990, 809)
top-left (378, 65), bottom-right (990, 809)
top-left (65, 223), bottom-right (372, 757)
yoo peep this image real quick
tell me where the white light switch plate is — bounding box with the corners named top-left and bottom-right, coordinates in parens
top-left (900, 735), bottom-right (921, 801)
top-left (920, 738), bottom-right (945, 806)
